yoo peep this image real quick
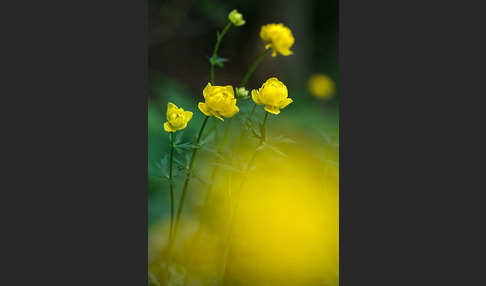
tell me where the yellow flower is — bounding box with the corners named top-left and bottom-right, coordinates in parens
top-left (163, 102), bottom-right (193, 132)
top-left (198, 83), bottom-right (239, 121)
top-left (260, 23), bottom-right (294, 57)
top-left (252, 77), bottom-right (293, 115)
top-left (308, 73), bottom-right (335, 100)
top-left (228, 9), bottom-right (246, 26)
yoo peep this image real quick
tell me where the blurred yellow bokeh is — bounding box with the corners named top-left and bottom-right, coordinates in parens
top-left (308, 73), bottom-right (336, 100)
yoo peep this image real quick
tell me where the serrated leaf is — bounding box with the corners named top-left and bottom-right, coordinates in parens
top-left (148, 172), bottom-right (168, 180)
top-left (192, 171), bottom-right (216, 187)
top-left (200, 130), bottom-right (216, 146)
top-left (213, 162), bottom-right (244, 174)
top-left (256, 144), bottom-right (266, 152)
top-left (208, 55), bottom-right (229, 67)
top-left (201, 145), bottom-right (227, 162)
top-left (177, 141), bottom-right (197, 150)
top-left (267, 144), bottom-right (288, 157)
top-left (268, 135), bottom-right (296, 144)
top-left (174, 131), bottom-right (184, 144)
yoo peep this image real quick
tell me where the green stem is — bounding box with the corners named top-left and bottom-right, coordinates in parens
top-left (204, 117), bottom-right (218, 139)
top-left (217, 112), bottom-right (269, 286)
top-left (230, 103), bottom-right (256, 164)
top-left (239, 48), bottom-right (270, 88)
top-left (169, 132), bottom-right (175, 249)
top-left (164, 116), bottom-right (210, 284)
top-left (182, 117), bottom-right (233, 286)
top-left (210, 22), bottom-right (232, 85)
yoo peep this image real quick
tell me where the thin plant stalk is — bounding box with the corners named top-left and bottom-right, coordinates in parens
top-left (182, 49), bottom-right (269, 285)
top-left (182, 117), bottom-right (234, 286)
top-left (168, 132), bottom-right (175, 249)
top-left (217, 111), bottom-right (269, 286)
top-left (210, 22), bottom-right (232, 85)
top-left (239, 48), bottom-right (270, 88)
top-left (164, 115), bottom-right (210, 284)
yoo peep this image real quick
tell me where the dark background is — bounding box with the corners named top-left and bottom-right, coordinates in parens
top-left (148, 0), bottom-right (338, 101)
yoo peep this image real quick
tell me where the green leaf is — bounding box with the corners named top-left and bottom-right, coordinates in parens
top-left (174, 131), bottom-right (184, 144)
top-left (201, 145), bottom-right (227, 162)
top-left (200, 130), bottom-right (216, 146)
top-left (209, 55), bottom-right (229, 67)
top-left (213, 162), bottom-right (244, 174)
top-left (251, 128), bottom-right (261, 139)
top-left (267, 144), bottom-right (288, 157)
top-left (268, 135), bottom-right (296, 144)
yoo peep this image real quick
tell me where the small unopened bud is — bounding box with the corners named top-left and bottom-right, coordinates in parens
top-left (228, 9), bottom-right (246, 27)
top-left (236, 87), bottom-right (249, 99)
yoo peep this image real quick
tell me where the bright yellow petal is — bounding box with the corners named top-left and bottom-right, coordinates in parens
top-left (252, 89), bottom-right (263, 105)
top-left (225, 85), bottom-right (235, 97)
top-left (278, 98), bottom-right (293, 109)
top-left (203, 83), bottom-right (212, 99)
top-left (212, 111), bottom-right (224, 121)
top-left (264, 105), bottom-right (280, 115)
top-left (184, 111), bottom-right (193, 123)
top-left (222, 105), bottom-right (239, 118)
top-left (164, 122), bottom-right (176, 132)
top-left (179, 122), bottom-right (188, 130)
top-left (198, 102), bottom-right (212, 116)
top-left (167, 102), bottom-right (178, 119)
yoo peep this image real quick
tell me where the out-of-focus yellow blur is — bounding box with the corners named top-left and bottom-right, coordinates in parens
top-left (308, 73), bottom-right (336, 100)
top-left (148, 130), bottom-right (339, 286)
top-left (210, 132), bottom-right (339, 285)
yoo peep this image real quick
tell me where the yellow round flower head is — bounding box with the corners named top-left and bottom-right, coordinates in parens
top-left (260, 23), bottom-right (295, 57)
top-left (308, 73), bottom-right (335, 100)
top-left (252, 77), bottom-right (293, 115)
top-left (198, 83), bottom-right (239, 121)
top-left (228, 9), bottom-right (246, 26)
top-left (163, 102), bottom-right (193, 132)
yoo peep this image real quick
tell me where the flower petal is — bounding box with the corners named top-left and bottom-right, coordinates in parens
top-left (252, 89), bottom-right (263, 105)
top-left (167, 102), bottom-right (178, 119)
top-left (164, 122), bottom-right (176, 132)
top-left (203, 83), bottom-right (212, 99)
top-left (198, 102), bottom-right (212, 116)
top-left (221, 105), bottom-right (239, 118)
top-left (212, 111), bottom-right (224, 121)
top-left (225, 85), bottom-right (235, 97)
top-left (264, 105), bottom-right (281, 115)
top-left (184, 111), bottom-right (193, 123)
top-left (278, 98), bottom-right (293, 109)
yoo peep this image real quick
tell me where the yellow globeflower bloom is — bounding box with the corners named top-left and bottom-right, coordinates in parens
top-left (228, 9), bottom-right (246, 26)
top-left (252, 77), bottom-right (293, 115)
top-left (308, 73), bottom-right (335, 100)
top-left (198, 83), bottom-right (239, 121)
top-left (260, 23), bottom-right (294, 57)
top-left (163, 102), bottom-right (193, 132)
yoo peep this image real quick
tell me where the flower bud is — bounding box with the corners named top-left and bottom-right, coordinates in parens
top-left (252, 77), bottom-right (293, 115)
top-left (164, 102), bottom-right (193, 132)
top-left (228, 9), bottom-right (246, 26)
top-left (198, 83), bottom-right (239, 121)
top-left (236, 87), bottom-right (249, 99)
